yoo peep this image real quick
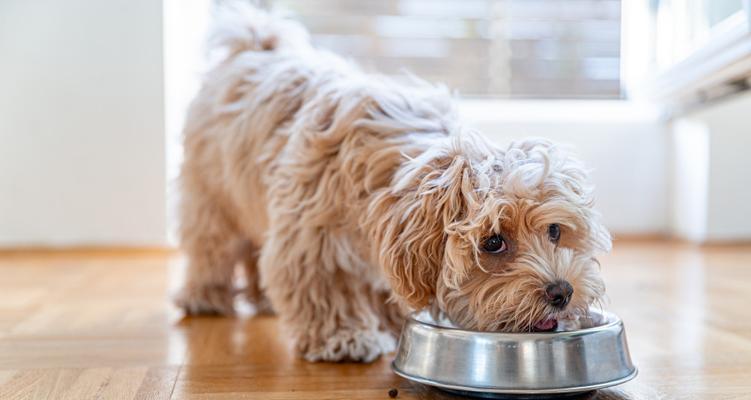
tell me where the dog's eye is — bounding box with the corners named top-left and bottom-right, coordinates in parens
top-left (482, 235), bottom-right (507, 254)
top-left (548, 224), bottom-right (561, 243)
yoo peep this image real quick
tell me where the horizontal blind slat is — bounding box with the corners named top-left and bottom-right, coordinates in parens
top-left (271, 0), bottom-right (622, 98)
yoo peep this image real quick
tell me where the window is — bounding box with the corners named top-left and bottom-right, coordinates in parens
top-left (623, 0), bottom-right (751, 105)
top-left (272, 0), bottom-right (622, 99)
top-left (654, 0), bottom-right (747, 71)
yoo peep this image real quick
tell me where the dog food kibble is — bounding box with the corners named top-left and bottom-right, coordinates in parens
top-left (388, 388), bottom-right (398, 398)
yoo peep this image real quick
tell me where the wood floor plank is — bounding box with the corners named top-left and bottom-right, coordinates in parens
top-left (134, 366), bottom-right (181, 400)
top-left (0, 369), bottom-right (60, 400)
top-left (0, 370), bottom-right (16, 387)
top-left (94, 368), bottom-right (149, 400)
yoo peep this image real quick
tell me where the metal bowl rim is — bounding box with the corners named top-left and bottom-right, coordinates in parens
top-left (407, 309), bottom-right (622, 338)
top-left (392, 362), bottom-right (638, 395)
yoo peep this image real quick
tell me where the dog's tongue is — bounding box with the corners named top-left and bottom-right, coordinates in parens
top-left (533, 318), bottom-right (558, 332)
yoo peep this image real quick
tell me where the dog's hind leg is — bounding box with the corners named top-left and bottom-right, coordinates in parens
top-left (260, 226), bottom-right (396, 363)
top-left (174, 188), bottom-right (239, 316)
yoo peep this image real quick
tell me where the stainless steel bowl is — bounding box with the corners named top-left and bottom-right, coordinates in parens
top-left (392, 309), bottom-right (636, 397)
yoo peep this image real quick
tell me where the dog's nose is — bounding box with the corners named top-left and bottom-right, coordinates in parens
top-left (545, 281), bottom-right (573, 308)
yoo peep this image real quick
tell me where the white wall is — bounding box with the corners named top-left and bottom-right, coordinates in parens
top-left (705, 92), bottom-right (751, 240)
top-left (0, 0), bottom-right (166, 247)
top-left (669, 119), bottom-right (709, 242)
top-left (460, 100), bottom-right (669, 236)
top-left (670, 91), bottom-right (751, 242)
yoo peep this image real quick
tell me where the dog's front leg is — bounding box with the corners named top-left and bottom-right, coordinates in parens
top-left (259, 226), bottom-right (396, 363)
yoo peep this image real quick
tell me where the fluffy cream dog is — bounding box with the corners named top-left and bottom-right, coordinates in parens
top-left (175, 5), bottom-right (611, 362)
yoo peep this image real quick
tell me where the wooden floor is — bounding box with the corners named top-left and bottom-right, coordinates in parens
top-left (1, 241), bottom-right (751, 399)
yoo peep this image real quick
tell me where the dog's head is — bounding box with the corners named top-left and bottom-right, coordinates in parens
top-left (372, 134), bottom-right (610, 332)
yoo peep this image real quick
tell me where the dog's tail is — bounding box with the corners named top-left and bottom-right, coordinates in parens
top-left (210, 2), bottom-right (310, 60)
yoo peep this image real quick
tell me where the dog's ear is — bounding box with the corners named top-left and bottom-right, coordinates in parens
top-left (368, 140), bottom-right (476, 310)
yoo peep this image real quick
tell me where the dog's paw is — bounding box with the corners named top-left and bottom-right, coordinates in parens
top-left (174, 284), bottom-right (235, 316)
top-left (250, 296), bottom-right (275, 316)
top-left (302, 329), bottom-right (396, 363)
top-left (241, 288), bottom-right (275, 316)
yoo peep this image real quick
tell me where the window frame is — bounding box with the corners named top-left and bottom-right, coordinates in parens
top-left (644, 2), bottom-right (751, 106)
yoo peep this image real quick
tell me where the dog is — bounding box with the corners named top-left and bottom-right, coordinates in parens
top-left (175, 5), bottom-right (611, 362)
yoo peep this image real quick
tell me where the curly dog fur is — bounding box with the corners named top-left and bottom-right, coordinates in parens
top-left (175, 5), bottom-right (611, 362)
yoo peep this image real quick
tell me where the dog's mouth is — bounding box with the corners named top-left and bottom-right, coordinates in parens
top-left (532, 317), bottom-right (558, 332)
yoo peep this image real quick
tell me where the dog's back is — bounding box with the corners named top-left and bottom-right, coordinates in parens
top-left (180, 4), bottom-right (453, 245)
